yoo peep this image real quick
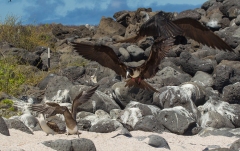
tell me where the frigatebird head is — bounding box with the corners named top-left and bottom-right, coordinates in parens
top-left (126, 68), bottom-right (133, 79)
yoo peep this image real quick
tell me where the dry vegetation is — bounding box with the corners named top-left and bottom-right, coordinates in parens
top-left (0, 15), bottom-right (58, 96)
top-left (0, 14), bottom-right (56, 51)
top-left (0, 15), bottom-right (89, 98)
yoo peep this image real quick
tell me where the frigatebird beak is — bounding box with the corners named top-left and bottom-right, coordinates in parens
top-left (126, 71), bottom-right (130, 79)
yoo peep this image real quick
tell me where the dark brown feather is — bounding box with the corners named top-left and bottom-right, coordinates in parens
top-left (46, 102), bottom-right (60, 107)
top-left (139, 11), bottom-right (183, 37)
top-left (72, 85), bottom-right (99, 120)
top-left (117, 11), bottom-right (183, 43)
top-left (118, 11), bottom-right (232, 52)
top-left (72, 42), bottom-right (127, 77)
top-left (46, 121), bottom-right (65, 134)
top-left (172, 18), bottom-right (233, 51)
top-left (116, 35), bottom-right (145, 43)
top-left (138, 37), bottom-right (175, 79)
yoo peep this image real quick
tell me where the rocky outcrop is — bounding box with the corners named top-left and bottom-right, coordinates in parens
top-left (2, 0), bottom-right (240, 150)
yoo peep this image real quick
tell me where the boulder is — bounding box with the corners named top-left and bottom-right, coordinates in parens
top-left (156, 106), bottom-right (196, 135)
top-left (93, 17), bottom-right (126, 39)
top-left (0, 117), bottom-right (10, 136)
top-left (5, 118), bottom-right (33, 134)
top-left (42, 138), bottom-right (96, 151)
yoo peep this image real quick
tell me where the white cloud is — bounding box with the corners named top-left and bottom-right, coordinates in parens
top-left (110, 0), bottom-right (123, 8)
top-left (0, 0), bottom-right (207, 24)
top-left (126, 0), bottom-right (206, 8)
top-left (55, 0), bottom-right (112, 17)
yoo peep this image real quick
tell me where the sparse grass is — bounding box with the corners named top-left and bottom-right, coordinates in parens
top-left (0, 57), bottom-right (49, 96)
top-left (16, 65), bottom-right (48, 87)
top-left (0, 15), bottom-right (90, 98)
top-left (0, 99), bottom-right (20, 118)
top-left (2, 99), bottom-right (13, 106)
top-left (0, 57), bottom-right (26, 96)
top-left (0, 14), bottom-right (56, 51)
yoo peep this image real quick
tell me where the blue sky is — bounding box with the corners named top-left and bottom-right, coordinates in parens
top-left (0, 0), bottom-right (207, 25)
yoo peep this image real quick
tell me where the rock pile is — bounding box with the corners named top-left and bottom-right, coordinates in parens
top-left (1, 0), bottom-right (240, 150)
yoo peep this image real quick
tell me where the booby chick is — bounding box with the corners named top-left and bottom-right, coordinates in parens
top-left (29, 85), bottom-right (99, 137)
top-left (36, 113), bottom-right (65, 136)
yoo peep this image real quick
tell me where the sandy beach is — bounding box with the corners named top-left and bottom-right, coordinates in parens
top-left (0, 129), bottom-right (238, 151)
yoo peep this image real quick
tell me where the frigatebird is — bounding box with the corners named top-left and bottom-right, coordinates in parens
top-left (118, 11), bottom-right (233, 51)
top-left (72, 11), bottom-right (233, 92)
top-left (29, 85), bottom-right (99, 137)
top-left (72, 37), bottom-right (175, 92)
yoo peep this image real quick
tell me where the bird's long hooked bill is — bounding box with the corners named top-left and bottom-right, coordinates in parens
top-left (126, 71), bottom-right (130, 79)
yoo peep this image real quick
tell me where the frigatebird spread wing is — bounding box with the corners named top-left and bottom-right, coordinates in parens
top-left (172, 18), bottom-right (232, 51)
top-left (118, 11), bottom-right (233, 52)
top-left (72, 36), bottom-right (175, 92)
top-left (118, 11), bottom-right (182, 43)
top-left (139, 37), bottom-right (175, 79)
top-left (124, 37), bottom-right (175, 92)
top-left (138, 11), bottom-right (183, 38)
top-left (72, 42), bottom-right (127, 78)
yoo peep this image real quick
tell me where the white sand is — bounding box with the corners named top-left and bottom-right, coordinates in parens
top-left (0, 129), bottom-right (238, 151)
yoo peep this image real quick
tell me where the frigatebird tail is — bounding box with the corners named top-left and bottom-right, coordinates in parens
top-left (125, 78), bottom-right (158, 92)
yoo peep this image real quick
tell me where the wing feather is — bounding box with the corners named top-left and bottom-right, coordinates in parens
top-left (173, 18), bottom-right (233, 51)
top-left (139, 11), bottom-right (183, 38)
top-left (72, 42), bottom-right (127, 77)
top-left (71, 85), bottom-right (99, 120)
top-left (125, 78), bottom-right (158, 92)
top-left (139, 37), bottom-right (175, 79)
top-left (118, 11), bottom-right (232, 52)
top-left (117, 11), bottom-right (183, 43)
top-left (29, 103), bottom-right (63, 117)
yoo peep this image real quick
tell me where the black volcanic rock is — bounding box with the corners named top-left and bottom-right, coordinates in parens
top-left (89, 119), bottom-right (122, 133)
top-left (222, 82), bottom-right (240, 104)
top-left (180, 51), bottom-right (214, 76)
top-left (153, 83), bottom-right (204, 121)
top-left (199, 111), bottom-right (235, 129)
top-left (213, 60), bottom-right (240, 92)
top-left (215, 51), bottom-right (240, 64)
top-left (219, 0), bottom-right (240, 17)
top-left (230, 139), bottom-right (240, 151)
top-left (148, 135), bottom-right (170, 149)
top-left (156, 106), bottom-right (196, 135)
top-left (42, 138), bottom-right (96, 151)
top-left (5, 118), bottom-right (33, 134)
top-left (175, 9), bottom-right (201, 20)
top-left (0, 117), bottom-right (10, 136)
top-left (112, 82), bottom-right (154, 108)
top-left (199, 97), bottom-right (240, 127)
top-left (212, 64), bottom-right (233, 92)
top-left (61, 66), bottom-right (85, 83)
top-left (69, 85), bottom-right (121, 113)
top-left (52, 24), bottom-right (94, 40)
top-left (93, 17), bottom-right (126, 39)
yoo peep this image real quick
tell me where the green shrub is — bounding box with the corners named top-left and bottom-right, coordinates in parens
top-left (0, 58), bottom-right (25, 96)
top-left (2, 99), bottom-right (13, 106)
top-left (0, 99), bottom-right (20, 118)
